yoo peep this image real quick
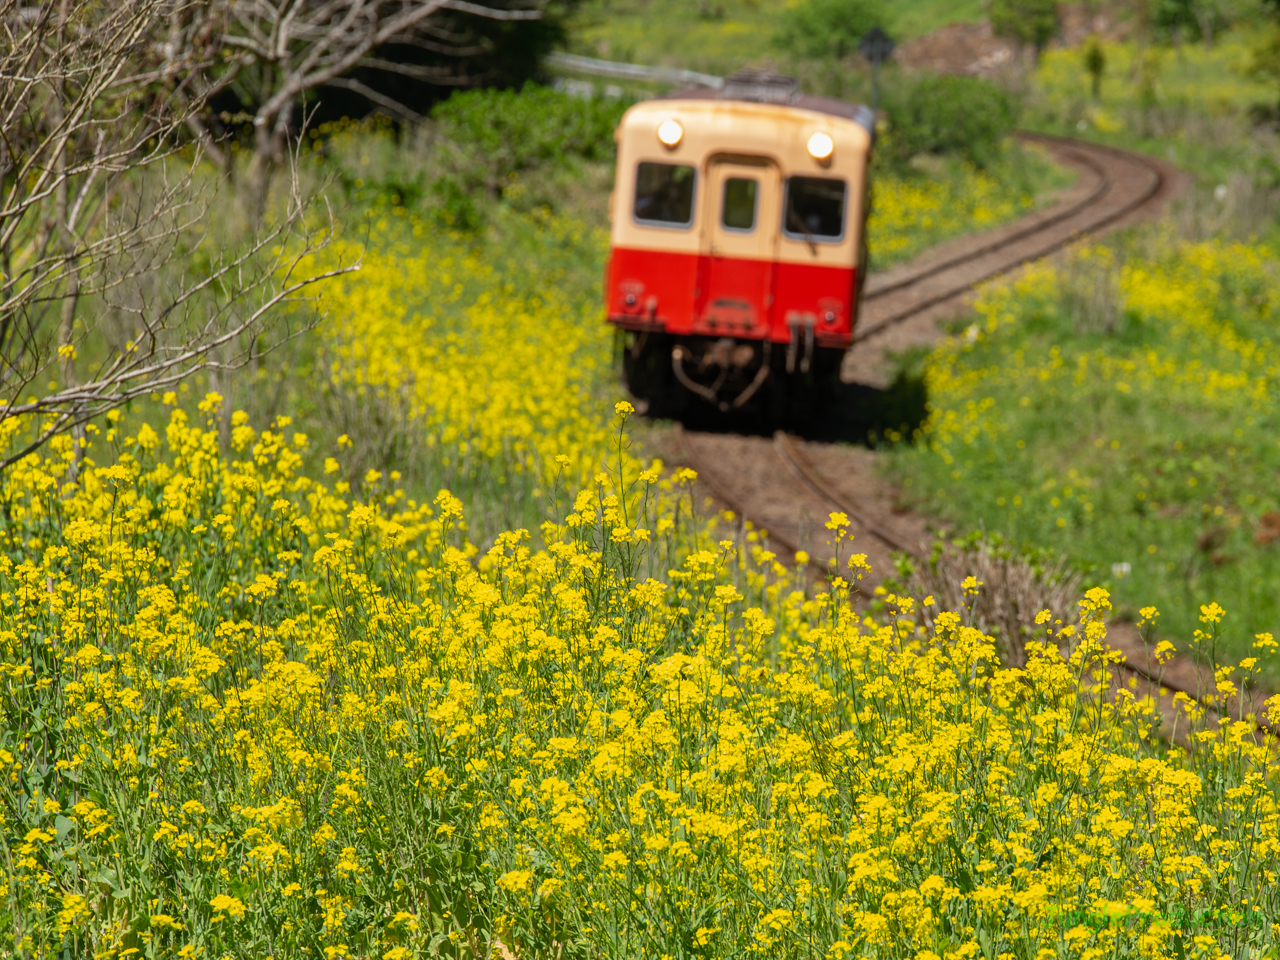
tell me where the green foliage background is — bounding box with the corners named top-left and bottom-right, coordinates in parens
top-left (879, 75), bottom-right (1021, 171)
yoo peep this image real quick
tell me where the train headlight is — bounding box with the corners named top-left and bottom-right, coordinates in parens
top-left (657, 119), bottom-right (684, 148)
top-left (807, 131), bottom-right (834, 160)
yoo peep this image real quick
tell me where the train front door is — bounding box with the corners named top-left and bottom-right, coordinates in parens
top-left (695, 158), bottom-right (781, 338)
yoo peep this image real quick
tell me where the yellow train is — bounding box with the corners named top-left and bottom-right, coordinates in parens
top-left (605, 71), bottom-right (874, 417)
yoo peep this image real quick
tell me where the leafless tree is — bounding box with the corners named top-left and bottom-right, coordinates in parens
top-left (0, 0), bottom-right (356, 473)
top-left (210, 0), bottom-right (543, 193)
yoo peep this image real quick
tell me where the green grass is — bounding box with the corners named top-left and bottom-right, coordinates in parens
top-left (1026, 30), bottom-right (1280, 234)
top-left (886, 0), bottom-right (985, 40)
top-left (1034, 32), bottom-right (1273, 120)
top-left (563, 0), bottom-right (985, 78)
top-left (887, 234), bottom-right (1280, 673)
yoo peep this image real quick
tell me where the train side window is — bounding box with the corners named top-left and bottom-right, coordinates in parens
top-left (721, 177), bottom-right (758, 231)
top-left (783, 176), bottom-right (846, 241)
top-left (634, 162), bottom-right (696, 227)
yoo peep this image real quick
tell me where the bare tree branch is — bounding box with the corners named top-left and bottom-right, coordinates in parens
top-left (214, 0), bottom-right (544, 184)
top-left (0, 0), bottom-right (356, 473)
top-left (323, 77), bottom-right (423, 121)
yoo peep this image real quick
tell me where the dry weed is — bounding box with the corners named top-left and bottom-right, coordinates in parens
top-left (901, 538), bottom-right (1083, 667)
top-left (1057, 247), bottom-right (1124, 335)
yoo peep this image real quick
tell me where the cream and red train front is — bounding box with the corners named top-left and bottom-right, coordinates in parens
top-left (606, 93), bottom-right (873, 414)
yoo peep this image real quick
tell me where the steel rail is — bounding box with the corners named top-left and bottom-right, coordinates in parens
top-left (860, 134), bottom-right (1113, 302)
top-left (769, 428), bottom-right (1280, 740)
top-left (854, 135), bottom-right (1164, 341)
top-left (772, 429), bottom-right (915, 554)
top-left (673, 423), bottom-right (884, 597)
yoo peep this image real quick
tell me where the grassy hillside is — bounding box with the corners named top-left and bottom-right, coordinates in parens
top-left (564, 0), bottom-right (985, 76)
top-left (1029, 33), bottom-right (1278, 189)
top-left (9, 112), bottom-right (1280, 960)
top-left (9, 41), bottom-right (1280, 960)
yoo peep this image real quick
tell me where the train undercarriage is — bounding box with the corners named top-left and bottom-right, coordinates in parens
top-left (620, 330), bottom-right (844, 423)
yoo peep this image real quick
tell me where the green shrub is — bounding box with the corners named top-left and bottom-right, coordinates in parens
top-left (432, 84), bottom-right (630, 197)
top-left (773, 0), bottom-right (887, 61)
top-left (879, 73), bottom-right (1020, 171)
top-left (989, 0), bottom-right (1059, 60)
top-left (428, 173), bottom-right (484, 231)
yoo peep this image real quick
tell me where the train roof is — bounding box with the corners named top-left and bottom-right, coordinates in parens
top-left (659, 71), bottom-right (876, 139)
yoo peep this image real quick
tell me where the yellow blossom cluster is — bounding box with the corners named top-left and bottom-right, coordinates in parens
top-left (927, 241), bottom-right (1279, 441)
top-left (871, 163), bottom-right (1042, 267)
top-left (899, 236), bottom-right (1280, 651)
top-left (2, 401), bottom-right (1278, 959)
top-left (293, 204), bottom-right (625, 524)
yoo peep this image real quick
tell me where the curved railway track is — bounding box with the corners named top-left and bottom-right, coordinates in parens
top-left (842, 133), bottom-right (1176, 386)
top-left (679, 423), bottom-right (1279, 739)
top-left (856, 133), bottom-right (1162, 338)
top-left (673, 136), bottom-right (1277, 738)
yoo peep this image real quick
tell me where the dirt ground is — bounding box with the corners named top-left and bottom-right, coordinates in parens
top-left (895, 2), bottom-right (1135, 76)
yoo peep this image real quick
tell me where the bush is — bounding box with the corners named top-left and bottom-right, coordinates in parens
top-left (879, 73), bottom-right (1020, 171)
top-left (308, 87), bottom-right (627, 231)
top-left (431, 84), bottom-right (630, 197)
top-left (989, 0), bottom-right (1059, 60)
top-left (773, 0), bottom-right (887, 61)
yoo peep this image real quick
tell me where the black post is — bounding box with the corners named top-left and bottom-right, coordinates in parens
top-left (858, 26), bottom-right (895, 113)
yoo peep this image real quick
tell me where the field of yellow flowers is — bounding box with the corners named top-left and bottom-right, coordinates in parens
top-left (4, 399), bottom-right (1280, 959)
top-left (893, 235), bottom-right (1280, 668)
top-left (6, 104), bottom-right (1280, 957)
top-left (865, 147), bottom-right (1066, 269)
top-left (296, 201), bottom-right (620, 546)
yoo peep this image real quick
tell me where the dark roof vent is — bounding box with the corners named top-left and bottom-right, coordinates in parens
top-left (721, 70), bottom-right (800, 104)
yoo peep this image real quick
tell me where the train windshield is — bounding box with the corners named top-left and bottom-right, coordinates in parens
top-left (783, 176), bottom-right (846, 241)
top-left (722, 177), bottom-right (758, 231)
top-left (634, 162), bottom-right (696, 226)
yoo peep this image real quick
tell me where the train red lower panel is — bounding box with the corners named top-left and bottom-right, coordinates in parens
top-left (605, 246), bottom-right (857, 350)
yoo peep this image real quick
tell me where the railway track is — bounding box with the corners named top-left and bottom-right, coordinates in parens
top-left (856, 133), bottom-right (1162, 339)
top-left (679, 422), bottom-right (1280, 741)
top-left (843, 134), bottom-right (1174, 386)
top-left (674, 136), bottom-right (1277, 739)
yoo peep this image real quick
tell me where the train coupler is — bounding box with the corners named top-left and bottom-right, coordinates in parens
top-left (671, 339), bottom-right (772, 412)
